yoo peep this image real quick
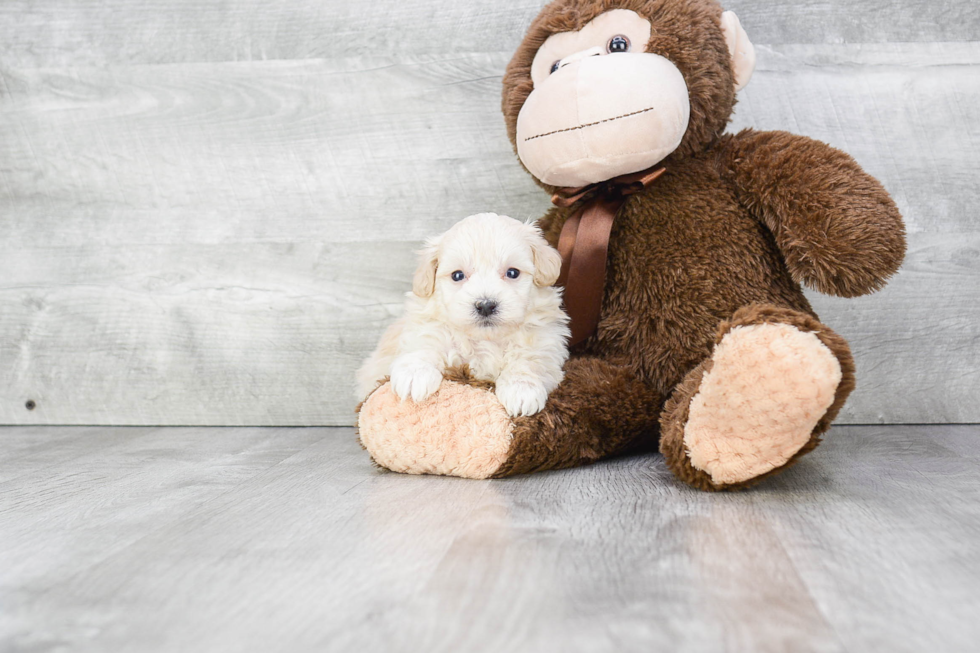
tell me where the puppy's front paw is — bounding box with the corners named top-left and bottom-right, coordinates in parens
top-left (390, 360), bottom-right (443, 403)
top-left (495, 378), bottom-right (549, 417)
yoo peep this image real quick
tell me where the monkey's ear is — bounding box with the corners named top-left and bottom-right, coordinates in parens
top-left (528, 226), bottom-right (563, 287)
top-left (721, 11), bottom-right (756, 92)
top-left (412, 238), bottom-right (440, 298)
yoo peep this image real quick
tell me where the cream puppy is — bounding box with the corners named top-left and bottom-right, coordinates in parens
top-left (356, 213), bottom-right (570, 417)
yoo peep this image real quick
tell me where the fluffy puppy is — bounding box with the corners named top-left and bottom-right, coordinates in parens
top-left (356, 213), bottom-right (570, 417)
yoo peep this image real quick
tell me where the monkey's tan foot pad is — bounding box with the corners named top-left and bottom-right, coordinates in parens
top-left (666, 323), bottom-right (843, 489)
top-left (357, 381), bottom-right (513, 479)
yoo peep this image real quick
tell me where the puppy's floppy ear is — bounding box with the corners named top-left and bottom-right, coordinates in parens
top-left (527, 224), bottom-right (562, 287)
top-left (412, 237), bottom-right (440, 298)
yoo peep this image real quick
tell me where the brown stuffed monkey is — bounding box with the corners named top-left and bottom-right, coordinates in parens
top-left (357, 0), bottom-right (905, 491)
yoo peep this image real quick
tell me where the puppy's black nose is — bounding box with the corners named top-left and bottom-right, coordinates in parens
top-left (475, 299), bottom-right (499, 317)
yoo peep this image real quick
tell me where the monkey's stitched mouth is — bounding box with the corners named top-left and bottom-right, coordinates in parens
top-left (524, 106), bottom-right (656, 142)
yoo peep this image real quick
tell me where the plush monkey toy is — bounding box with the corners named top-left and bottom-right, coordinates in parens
top-left (357, 0), bottom-right (905, 490)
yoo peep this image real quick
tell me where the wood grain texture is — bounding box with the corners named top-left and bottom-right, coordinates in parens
top-left (0, 0), bottom-right (974, 68)
top-left (0, 7), bottom-right (977, 426)
top-left (1, 425), bottom-right (978, 652)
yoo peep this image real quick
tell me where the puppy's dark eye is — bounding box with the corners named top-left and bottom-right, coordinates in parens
top-left (506, 268), bottom-right (521, 279)
top-left (550, 60), bottom-right (560, 74)
top-left (608, 35), bottom-right (630, 53)
top-left (451, 270), bottom-right (465, 282)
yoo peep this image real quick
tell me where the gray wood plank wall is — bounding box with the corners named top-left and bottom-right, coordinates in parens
top-left (1, 1), bottom-right (977, 426)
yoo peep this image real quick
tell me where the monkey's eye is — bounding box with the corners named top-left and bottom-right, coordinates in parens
top-left (451, 270), bottom-right (465, 282)
top-left (550, 60), bottom-right (560, 74)
top-left (506, 268), bottom-right (521, 279)
top-left (607, 35), bottom-right (631, 53)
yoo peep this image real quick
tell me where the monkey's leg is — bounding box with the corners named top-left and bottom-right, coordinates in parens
top-left (357, 357), bottom-right (662, 480)
top-left (659, 304), bottom-right (855, 491)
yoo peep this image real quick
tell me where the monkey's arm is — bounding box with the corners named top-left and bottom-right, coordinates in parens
top-left (721, 129), bottom-right (906, 298)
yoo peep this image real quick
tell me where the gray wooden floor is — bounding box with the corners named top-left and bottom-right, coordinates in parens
top-left (2, 425), bottom-right (978, 652)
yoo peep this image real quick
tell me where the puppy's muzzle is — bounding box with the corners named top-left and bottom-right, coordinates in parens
top-left (474, 298), bottom-right (499, 318)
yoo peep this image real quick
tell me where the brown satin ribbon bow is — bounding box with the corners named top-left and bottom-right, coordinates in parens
top-left (551, 165), bottom-right (666, 347)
